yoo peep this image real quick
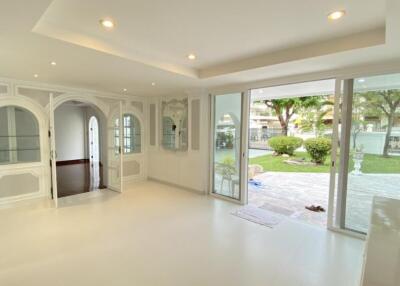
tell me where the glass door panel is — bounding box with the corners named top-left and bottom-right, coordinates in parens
top-left (344, 73), bottom-right (400, 233)
top-left (107, 101), bottom-right (123, 192)
top-left (212, 93), bottom-right (243, 200)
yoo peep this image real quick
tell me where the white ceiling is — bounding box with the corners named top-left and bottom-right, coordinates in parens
top-left (251, 79), bottom-right (336, 101)
top-left (0, 0), bottom-right (399, 96)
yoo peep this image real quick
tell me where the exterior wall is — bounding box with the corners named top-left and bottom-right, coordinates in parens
top-left (351, 131), bottom-right (400, 155)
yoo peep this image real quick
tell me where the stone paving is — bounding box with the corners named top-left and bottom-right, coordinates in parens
top-left (249, 172), bottom-right (400, 231)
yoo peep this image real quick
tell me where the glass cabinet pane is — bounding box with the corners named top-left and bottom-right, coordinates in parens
top-left (0, 106), bottom-right (40, 165)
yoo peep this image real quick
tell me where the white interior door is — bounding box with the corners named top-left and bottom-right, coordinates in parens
top-left (49, 93), bottom-right (58, 207)
top-left (107, 101), bottom-right (123, 192)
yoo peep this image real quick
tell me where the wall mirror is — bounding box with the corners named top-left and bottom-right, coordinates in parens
top-left (161, 98), bottom-right (188, 151)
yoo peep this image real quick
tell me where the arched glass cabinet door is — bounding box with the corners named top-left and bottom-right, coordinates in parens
top-left (0, 106), bottom-right (40, 165)
top-left (122, 113), bottom-right (141, 154)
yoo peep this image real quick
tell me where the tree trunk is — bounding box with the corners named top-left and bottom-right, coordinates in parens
top-left (281, 124), bottom-right (288, 136)
top-left (382, 111), bottom-right (394, 157)
top-left (274, 108), bottom-right (288, 136)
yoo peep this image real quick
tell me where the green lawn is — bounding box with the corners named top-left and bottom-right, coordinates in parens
top-left (249, 151), bottom-right (400, 174)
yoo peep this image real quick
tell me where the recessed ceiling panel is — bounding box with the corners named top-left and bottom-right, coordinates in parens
top-left (33, 0), bottom-right (386, 78)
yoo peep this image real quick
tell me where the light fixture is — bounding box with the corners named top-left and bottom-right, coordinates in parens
top-left (187, 54), bottom-right (196, 60)
top-left (328, 10), bottom-right (346, 20)
top-left (358, 78), bottom-right (365, 83)
top-left (33, 74), bottom-right (39, 78)
top-left (100, 18), bottom-right (115, 29)
top-left (50, 61), bottom-right (57, 66)
top-left (123, 88), bottom-right (127, 92)
top-left (151, 82), bottom-right (156, 86)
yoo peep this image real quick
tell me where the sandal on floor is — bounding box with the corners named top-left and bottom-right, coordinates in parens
top-left (305, 205), bottom-right (325, 212)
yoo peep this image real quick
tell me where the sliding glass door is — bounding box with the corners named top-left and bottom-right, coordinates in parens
top-left (211, 93), bottom-right (246, 201)
top-left (335, 73), bottom-right (400, 233)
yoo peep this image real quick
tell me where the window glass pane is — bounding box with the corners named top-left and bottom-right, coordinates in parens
top-left (213, 93), bottom-right (242, 200)
top-left (114, 118), bottom-right (120, 155)
top-left (345, 73), bottom-right (400, 233)
top-left (122, 114), bottom-right (141, 154)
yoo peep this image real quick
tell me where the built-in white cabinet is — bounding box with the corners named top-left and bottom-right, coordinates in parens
top-left (360, 196), bottom-right (400, 286)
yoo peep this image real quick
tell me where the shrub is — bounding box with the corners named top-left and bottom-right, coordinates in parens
top-left (304, 137), bottom-right (332, 164)
top-left (268, 136), bottom-right (303, 156)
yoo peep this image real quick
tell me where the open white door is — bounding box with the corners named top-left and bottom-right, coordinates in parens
top-left (49, 93), bottom-right (58, 207)
top-left (107, 101), bottom-right (123, 192)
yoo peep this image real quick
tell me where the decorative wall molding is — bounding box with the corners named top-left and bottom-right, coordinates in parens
top-left (0, 76), bottom-right (148, 206)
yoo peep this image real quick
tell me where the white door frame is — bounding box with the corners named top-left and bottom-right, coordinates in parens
top-left (209, 80), bottom-right (346, 229)
top-left (209, 92), bottom-right (249, 204)
top-left (49, 93), bottom-right (58, 207)
top-left (106, 101), bottom-right (124, 193)
top-left (88, 115), bottom-right (100, 162)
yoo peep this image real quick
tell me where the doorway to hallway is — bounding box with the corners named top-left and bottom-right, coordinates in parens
top-left (54, 101), bottom-right (105, 198)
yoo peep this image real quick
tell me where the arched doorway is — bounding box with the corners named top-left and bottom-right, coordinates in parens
top-left (53, 100), bottom-right (106, 198)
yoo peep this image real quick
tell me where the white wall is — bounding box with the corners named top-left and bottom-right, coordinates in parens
top-left (147, 92), bottom-right (209, 192)
top-left (54, 104), bottom-right (86, 161)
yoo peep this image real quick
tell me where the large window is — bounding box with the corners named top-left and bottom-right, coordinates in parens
top-left (338, 74), bottom-right (400, 233)
top-left (0, 106), bottom-right (40, 164)
top-left (120, 114), bottom-right (141, 154)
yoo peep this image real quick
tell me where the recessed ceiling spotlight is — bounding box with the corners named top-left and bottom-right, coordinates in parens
top-left (358, 78), bottom-right (366, 83)
top-left (50, 61), bottom-right (57, 66)
top-left (328, 10), bottom-right (346, 20)
top-left (151, 82), bottom-right (156, 86)
top-left (33, 74), bottom-right (39, 78)
top-left (100, 18), bottom-right (115, 29)
top-left (187, 54), bottom-right (196, 60)
top-left (123, 88), bottom-right (127, 92)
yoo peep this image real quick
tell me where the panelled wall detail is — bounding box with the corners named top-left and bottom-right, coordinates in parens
top-left (0, 78), bottom-right (147, 204)
top-left (147, 93), bottom-right (209, 193)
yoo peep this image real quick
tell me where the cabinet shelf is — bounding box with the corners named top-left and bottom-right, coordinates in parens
top-left (0, 148), bottom-right (40, 152)
top-left (0, 135), bottom-right (39, 138)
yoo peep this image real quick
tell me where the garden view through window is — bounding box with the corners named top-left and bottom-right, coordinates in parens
top-left (247, 80), bottom-right (336, 227)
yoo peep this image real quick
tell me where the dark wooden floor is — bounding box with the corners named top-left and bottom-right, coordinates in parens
top-left (56, 161), bottom-right (105, 198)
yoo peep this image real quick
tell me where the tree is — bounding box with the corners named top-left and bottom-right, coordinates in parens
top-left (297, 98), bottom-right (334, 137)
top-left (263, 96), bottom-right (323, 136)
top-left (360, 90), bottom-right (400, 157)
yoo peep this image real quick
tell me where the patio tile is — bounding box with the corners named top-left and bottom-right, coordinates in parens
top-left (249, 172), bottom-right (400, 230)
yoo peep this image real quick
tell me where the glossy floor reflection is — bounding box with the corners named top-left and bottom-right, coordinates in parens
top-left (0, 181), bottom-right (364, 286)
top-left (56, 161), bottom-right (105, 198)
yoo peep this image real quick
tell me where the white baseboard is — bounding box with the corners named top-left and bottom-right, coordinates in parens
top-left (147, 177), bottom-right (206, 195)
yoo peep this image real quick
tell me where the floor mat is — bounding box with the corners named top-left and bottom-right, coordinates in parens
top-left (259, 202), bottom-right (295, 217)
top-left (232, 205), bottom-right (285, 228)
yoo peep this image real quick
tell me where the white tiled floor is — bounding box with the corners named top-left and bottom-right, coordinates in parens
top-left (0, 181), bottom-right (364, 286)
